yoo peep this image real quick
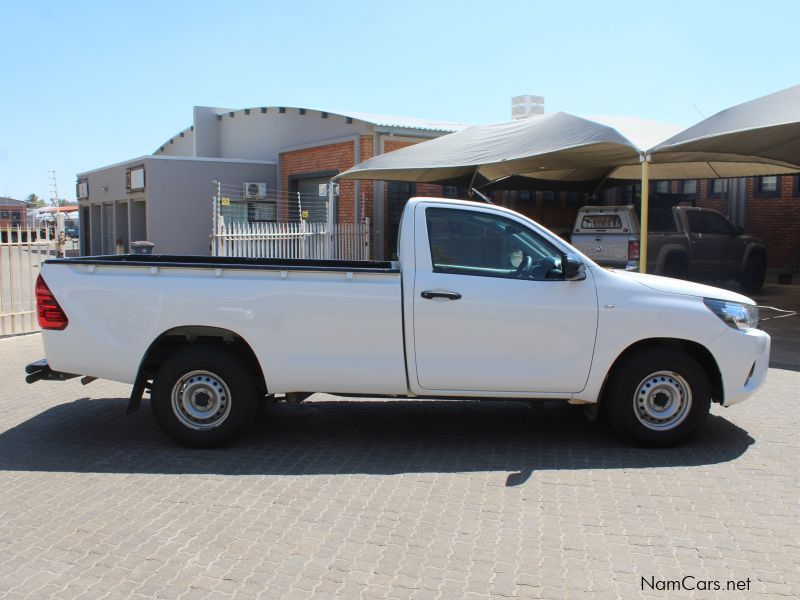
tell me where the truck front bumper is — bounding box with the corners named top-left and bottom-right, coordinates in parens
top-left (707, 328), bottom-right (771, 407)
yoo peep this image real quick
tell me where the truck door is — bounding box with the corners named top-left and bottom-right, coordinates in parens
top-left (410, 203), bottom-right (598, 394)
top-left (702, 211), bottom-right (745, 279)
top-left (684, 211), bottom-right (716, 278)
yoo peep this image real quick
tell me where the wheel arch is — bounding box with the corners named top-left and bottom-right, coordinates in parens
top-left (597, 337), bottom-right (723, 408)
top-left (126, 325), bottom-right (267, 414)
top-left (653, 246), bottom-right (688, 275)
top-left (739, 243), bottom-right (767, 273)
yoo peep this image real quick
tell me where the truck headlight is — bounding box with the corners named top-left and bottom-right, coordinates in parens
top-left (704, 298), bottom-right (759, 331)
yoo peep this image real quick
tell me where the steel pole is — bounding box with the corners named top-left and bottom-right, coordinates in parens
top-left (639, 158), bottom-right (650, 273)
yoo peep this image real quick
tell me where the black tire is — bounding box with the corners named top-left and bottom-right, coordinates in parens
top-left (739, 255), bottom-right (766, 293)
top-left (604, 348), bottom-right (711, 446)
top-left (150, 345), bottom-right (259, 447)
top-left (662, 258), bottom-right (688, 280)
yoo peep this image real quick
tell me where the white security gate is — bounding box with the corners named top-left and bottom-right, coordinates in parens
top-left (212, 219), bottom-right (370, 260)
top-left (0, 225), bottom-right (77, 335)
top-left (211, 181), bottom-right (370, 260)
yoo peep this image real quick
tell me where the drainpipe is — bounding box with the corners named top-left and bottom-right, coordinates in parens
top-left (373, 131), bottom-right (385, 260)
top-left (353, 135), bottom-right (361, 223)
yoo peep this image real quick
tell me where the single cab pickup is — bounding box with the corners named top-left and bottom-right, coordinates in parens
top-left (29, 198), bottom-right (770, 447)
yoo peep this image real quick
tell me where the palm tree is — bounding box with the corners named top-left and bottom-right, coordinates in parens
top-left (25, 193), bottom-right (45, 208)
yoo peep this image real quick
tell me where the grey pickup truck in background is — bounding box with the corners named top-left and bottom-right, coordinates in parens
top-left (571, 204), bottom-right (767, 292)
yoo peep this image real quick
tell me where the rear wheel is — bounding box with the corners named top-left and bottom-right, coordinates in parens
top-left (739, 255), bottom-right (766, 293)
top-left (604, 348), bottom-right (711, 446)
top-left (151, 345), bottom-right (258, 447)
top-left (662, 258), bottom-right (688, 280)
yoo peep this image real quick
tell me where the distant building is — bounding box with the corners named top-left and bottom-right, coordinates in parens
top-left (76, 107), bottom-right (466, 257)
top-left (0, 197), bottom-right (28, 228)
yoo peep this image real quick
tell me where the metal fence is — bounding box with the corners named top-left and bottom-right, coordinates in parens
top-left (212, 218), bottom-right (370, 260)
top-left (0, 226), bottom-right (77, 335)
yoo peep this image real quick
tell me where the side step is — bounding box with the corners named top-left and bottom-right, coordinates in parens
top-left (25, 359), bottom-right (79, 384)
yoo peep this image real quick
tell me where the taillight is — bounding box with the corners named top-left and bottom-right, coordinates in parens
top-left (628, 240), bottom-right (640, 261)
top-left (35, 275), bottom-right (68, 330)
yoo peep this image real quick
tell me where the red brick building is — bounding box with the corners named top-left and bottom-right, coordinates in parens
top-left (0, 197), bottom-right (27, 228)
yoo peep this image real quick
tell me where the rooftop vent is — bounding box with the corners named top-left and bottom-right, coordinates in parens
top-left (512, 95), bottom-right (545, 120)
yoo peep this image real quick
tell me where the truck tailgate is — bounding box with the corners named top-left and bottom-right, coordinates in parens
top-left (571, 206), bottom-right (637, 267)
top-left (572, 233), bottom-right (631, 266)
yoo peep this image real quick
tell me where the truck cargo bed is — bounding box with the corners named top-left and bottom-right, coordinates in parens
top-left (45, 254), bottom-right (398, 273)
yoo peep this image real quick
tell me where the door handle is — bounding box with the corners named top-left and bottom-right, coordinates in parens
top-left (421, 290), bottom-right (462, 300)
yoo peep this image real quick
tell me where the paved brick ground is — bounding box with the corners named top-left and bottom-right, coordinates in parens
top-left (0, 334), bottom-right (798, 599)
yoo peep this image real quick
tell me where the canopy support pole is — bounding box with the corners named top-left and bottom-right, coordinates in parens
top-left (639, 155), bottom-right (650, 273)
top-left (466, 166), bottom-right (480, 198)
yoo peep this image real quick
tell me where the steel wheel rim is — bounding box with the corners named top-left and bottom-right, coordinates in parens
top-left (633, 370), bottom-right (692, 431)
top-left (171, 370), bottom-right (232, 431)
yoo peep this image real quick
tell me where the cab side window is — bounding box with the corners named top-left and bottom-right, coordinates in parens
top-left (704, 212), bottom-right (735, 236)
top-left (686, 211), bottom-right (708, 234)
top-left (425, 208), bottom-right (564, 280)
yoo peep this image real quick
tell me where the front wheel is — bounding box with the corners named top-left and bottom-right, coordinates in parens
top-left (150, 345), bottom-right (259, 447)
top-left (739, 255), bottom-right (766, 293)
top-left (604, 348), bottom-right (711, 446)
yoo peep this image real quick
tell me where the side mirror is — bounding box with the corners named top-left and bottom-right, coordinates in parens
top-left (562, 254), bottom-right (586, 281)
top-left (734, 225), bottom-right (745, 236)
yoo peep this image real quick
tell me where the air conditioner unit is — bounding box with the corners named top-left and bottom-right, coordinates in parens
top-left (243, 182), bottom-right (267, 198)
top-left (317, 182), bottom-right (340, 197)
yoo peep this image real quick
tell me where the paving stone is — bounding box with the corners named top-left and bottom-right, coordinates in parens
top-left (0, 333), bottom-right (797, 599)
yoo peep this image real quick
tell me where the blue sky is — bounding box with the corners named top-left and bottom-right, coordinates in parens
top-left (2, 0), bottom-right (799, 202)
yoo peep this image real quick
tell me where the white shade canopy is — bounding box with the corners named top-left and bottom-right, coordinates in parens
top-left (643, 84), bottom-right (800, 179)
top-left (336, 111), bottom-right (648, 184)
top-left (337, 85), bottom-right (800, 185)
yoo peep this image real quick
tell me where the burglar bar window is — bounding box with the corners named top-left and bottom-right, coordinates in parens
top-left (566, 191), bottom-right (588, 207)
top-left (681, 180), bottom-right (697, 198)
top-left (709, 179), bottom-right (728, 197)
top-left (543, 190), bottom-right (560, 207)
top-left (77, 180), bottom-right (89, 199)
top-left (756, 175), bottom-right (780, 196)
top-left (442, 186), bottom-right (459, 198)
top-left (126, 167), bottom-right (145, 192)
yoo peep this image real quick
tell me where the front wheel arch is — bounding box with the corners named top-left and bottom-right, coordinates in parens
top-left (604, 347), bottom-right (712, 445)
top-left (597, 338), bottom-right (723, 409)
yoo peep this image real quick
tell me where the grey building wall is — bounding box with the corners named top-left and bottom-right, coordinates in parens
top-left (156, 108), bottom-right (372, 161)
top-left (191, 106), bottom-right (222, 158)
top-left (146, 158), bottom-right (276, 255)
top-left (163, 127), bottom-right (194, 157)
top-left (79, 157), bottom-right (276, 256)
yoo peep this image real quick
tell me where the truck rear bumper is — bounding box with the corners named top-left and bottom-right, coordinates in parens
top-left (707, 328), bottom-right (771, 407)
top-left (24, 359), bottom-right (79, 384)
top-left (591, 260), bottom-right (638, 271)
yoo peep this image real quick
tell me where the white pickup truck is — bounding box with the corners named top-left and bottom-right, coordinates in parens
top-left (28, 198), bottom-right (770, 448)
